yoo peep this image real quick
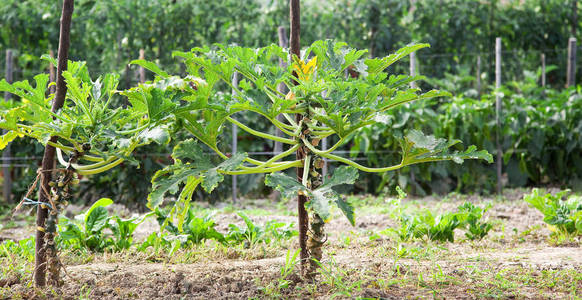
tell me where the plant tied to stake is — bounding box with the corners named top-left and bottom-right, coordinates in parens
top-left (0, 60), bottom-right (173, 286)
top-left (0, 42), bottom-right (492, 285)
top-left (134, 40), bottom-right (492, 276)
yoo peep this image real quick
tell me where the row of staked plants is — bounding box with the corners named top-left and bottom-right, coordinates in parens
top-left (4, 66), bottom-right (579, 206)
top-left (0, 40), bottom-right (491, 284)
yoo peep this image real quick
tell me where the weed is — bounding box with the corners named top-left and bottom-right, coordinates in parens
top-left (227, 212), bottom-right (297, 248)
top-left (380, 201), bottom-right (493, 243)
top-left (316, 257), bottom-right (363, 298)
top-left (0, 237), bottom-right (35, 261)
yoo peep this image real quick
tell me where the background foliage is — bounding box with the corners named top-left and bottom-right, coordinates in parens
top-left (0, 0), bottom-right (581, 205)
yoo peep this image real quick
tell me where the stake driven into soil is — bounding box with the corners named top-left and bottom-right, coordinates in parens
top-left (289, 0), bottom-right (327, 278)
top-left (289, 0), bottom-right (310, 276)
top-left (0, 3), bottom-right (493, 286)
top-left (35, 0), bottom-right (75, 287)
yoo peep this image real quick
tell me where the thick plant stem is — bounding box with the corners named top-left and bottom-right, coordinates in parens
top-left (35, 0), bottom-right (74, 287)
top-left (289, 0), bottom-right (310, 276)
top-left (307, 212), bottom-right (325, 277)
top-left (306, 154), bottom-right (325, 279)
top-left (45, 146), bottom-right (86, 286)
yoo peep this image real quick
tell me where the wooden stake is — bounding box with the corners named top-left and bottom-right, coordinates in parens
top-left (541, 53), bottom-right (546, 87)
top-left (48, 50), bottom-right (56, 95)
top-left (139, 49), bottom-right (146, 83)
top-left (567, 37), bottom-right (577, 88)
top-left (321, 134), bottom-right (328, 178)
top-left (274, 26), bottom-right (288, 155)
top-left (3, 50), bottom-right (13, 204)
top-left (476, 55), bottom-right (481, 95)
top-left (495, 37), bottom-right (502, 196)
top-left (35, 0), bottom-right (74, 287)
top-left (290, 0), bottom-right (309, 274)
top-left (410, 52), bottom-right (417, 88)
top-left (409, 52), bottom-right (417, 194)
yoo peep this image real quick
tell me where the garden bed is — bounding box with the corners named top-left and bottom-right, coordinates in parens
top-left (1, 188), bottom-right (580, 299)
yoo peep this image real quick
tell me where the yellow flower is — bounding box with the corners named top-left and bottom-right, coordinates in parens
top-left (292, 56), bottom-right (317, 81)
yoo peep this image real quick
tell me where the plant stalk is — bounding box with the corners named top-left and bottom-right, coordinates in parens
top-left (45, 146), bottom-right (86, 286)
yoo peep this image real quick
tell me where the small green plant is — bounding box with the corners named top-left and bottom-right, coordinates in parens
top-left (137, 232), bottom-right (183, 258)
top-left (524, 189), bottom-right (582, 237)
top-left (316, 257), bottom-right (363, 298)
top-left (155, 208), bottom-right (226, 246)
top-left (398, 211), bottom-right (461, 242)
top-left (386, 201), bottom-right (492, 243)
top-left (278, 249), bottom-right (300, 289)
top-left (227, 212), bottom-right (297, 248)
top-left (457, 202), bottom-right (493, 240)
top-left (0, 237), bottom-right (35, 261)
top-left (58, 198), bottom-right (146, 252)
top-left (258, 248), bottom-right (300, 298)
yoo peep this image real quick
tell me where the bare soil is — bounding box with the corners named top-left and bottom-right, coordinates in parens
top-left (1, 188), bottom-right (581, 299)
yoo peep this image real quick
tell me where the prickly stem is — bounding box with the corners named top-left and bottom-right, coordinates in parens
top-left (44, 146), bottom-right (87, 286)
top-left (306, 156), bottom-right (325, 279)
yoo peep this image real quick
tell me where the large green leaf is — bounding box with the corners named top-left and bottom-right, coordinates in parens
top-left (83, 198), bottom-right (113, 225)
top-left (309, 166), bottom-right (358, 224)
top-left (400, 130), bottom-right (493, 166)
top-left (201, 153), bottom-right (247, 192)
top-left (122, 84), bottom-right (176, 123)
top-left (148, 139), bottom-right (246, 228)
top-left (148, 165), bottom-right (200, 210)
top-left (264, 172), bottom-right (306, 200)
top-left (265, 166), bottom-right (358, 225)
top-left (130, 59), bottom-right (170, 78)
top-left (86, 206), bottom-right (110, 233)
top-left (365, 43), bottom-right (430, 76)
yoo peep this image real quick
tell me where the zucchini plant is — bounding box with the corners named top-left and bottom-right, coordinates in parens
top-left (0, 41), bottom-right (491, 282)
top-left (0, 60), bottom-right (171, 285)
top-left (135, 40), bottom-right (492, 276)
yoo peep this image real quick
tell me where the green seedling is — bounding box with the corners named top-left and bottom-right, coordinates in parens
top-left (524, 189), bottom-right (582, 237)
top-left (227, 212), bottom-right (297, 248)
top-left (58, 198), bottom-right (147, 252)
top-left (457, 202), bottom-right (493, 240)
